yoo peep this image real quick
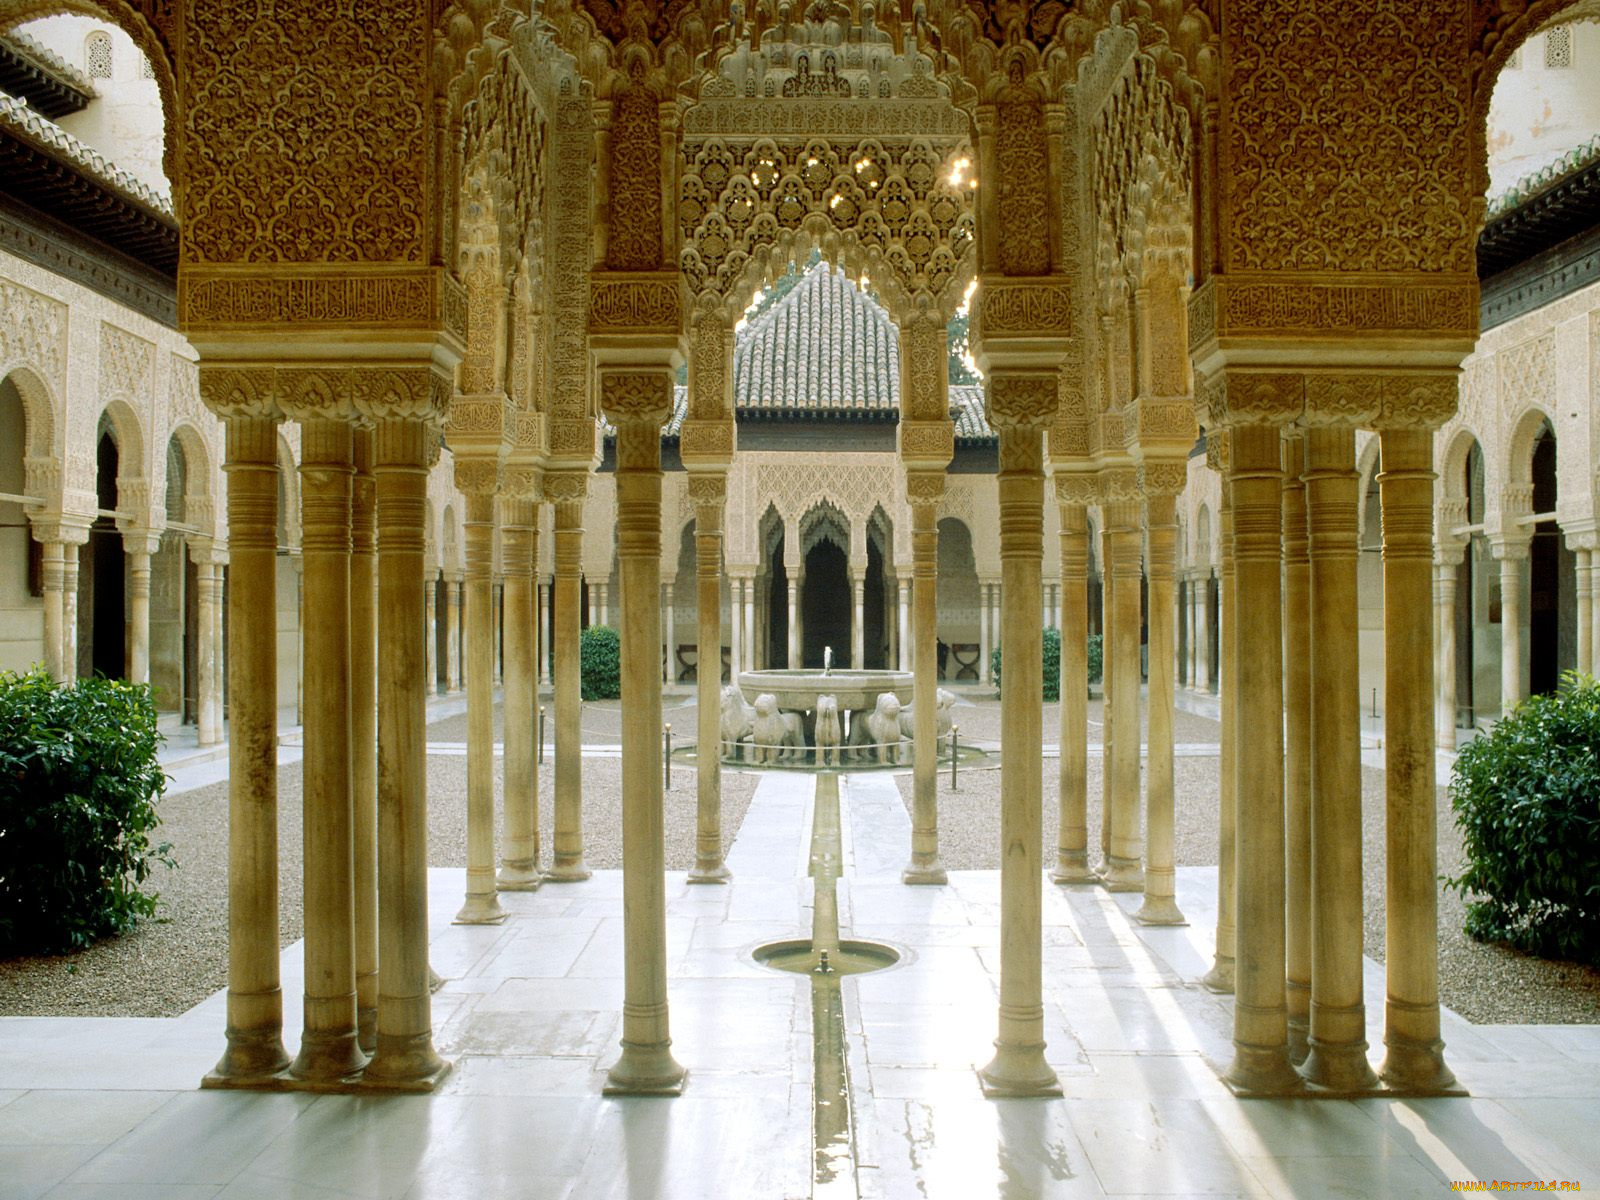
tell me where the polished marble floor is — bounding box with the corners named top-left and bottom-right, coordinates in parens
top-left (2, 769), bottom-right (1598, 1198)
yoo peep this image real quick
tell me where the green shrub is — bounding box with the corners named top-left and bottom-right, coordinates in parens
top-left (1444, 671), bottom-right (1600, 966)
top-left (990, 627), bottom-right (1074, 701)
top-left (580, 624), bottom-right (621, 700)
top-left (0, 668), bottom-right (173, 955)
top-left (1086, 633), bottom-right (1103, 685)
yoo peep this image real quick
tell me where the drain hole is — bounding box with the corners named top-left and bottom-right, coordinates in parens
top-left (751, 939), bottom-right (902, 976)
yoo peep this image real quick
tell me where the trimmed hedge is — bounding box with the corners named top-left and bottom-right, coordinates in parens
top-left (1445, 672), bottom-right (1600, 966)
top-left (0, 669), bottom-right (174, 955)
top-left (989, 627), bottom-right (1093, 702)
top-left (580, 624), bottom-right (621, 700)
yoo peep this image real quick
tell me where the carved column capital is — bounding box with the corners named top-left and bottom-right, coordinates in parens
top-left (454, 457), bottom-right (502, 498)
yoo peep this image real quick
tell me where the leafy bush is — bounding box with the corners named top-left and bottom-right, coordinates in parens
top-left (1086, 633), bottom-right (1103, 685)
top-left (1445, 672), bottom-right (1600, 966)
top-left (0, 668), bottom-right (173, 955)
top-left (580, 624), bottom-right (621, 700)
top-left (990, 627), bottom-right (1076, 701)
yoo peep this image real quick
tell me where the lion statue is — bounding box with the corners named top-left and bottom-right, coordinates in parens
top-left (720, 683), bottom-right (755, 762)
top-left (899, 687), bottom-right (957, 745)
top-left (750, 693), bottom-right (804, 764)
top-left (814, 694), bottom-right (842, 767)
top-left (848, 692), bottom-right (904, 764)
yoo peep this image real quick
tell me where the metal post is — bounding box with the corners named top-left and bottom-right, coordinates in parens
top-left (538, 704), bottom-right (545, 765)
top-left (664, 723), bottom-right (672, 792)
top-left (950, 724), bottom-right (959, 790)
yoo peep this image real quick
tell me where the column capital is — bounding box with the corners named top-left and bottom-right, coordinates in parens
top-left (1054, 472), bottom-right (1097, 508)
top-left (678, 419), bottom-right (734, 469)
top-left (1138, 459), bottom-right (1188, 500)
top-left (544, 468), bottom-right (589, 508)
top-left (1489, 537), bottom-right (1530, 562)
top-left (905, 470), bottom-right (945, 509)
top-left (985, 371), bottom-right (1059, 432)
top-left (453, 457), bottom-right (501, 498)
top-left (685, 470), bottom-right (727, 512)
top-left (499, 464), bottom-right (544, 502)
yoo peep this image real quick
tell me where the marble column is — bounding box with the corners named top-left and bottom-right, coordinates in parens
top-left (363, 413), bottom-right (447, 1090)
top-left (663, 580), bottom-right (676, 684)
top-left (1136, 478), bottom-right (1184, 924)
top-left (595, 579), bottom-right (609, 628)
top-left (40, 538), bottom-right (67, 680)
top-left (978, 581), bottom-right (992, 684)
top-left (350, 431), bottom-right (378, 1054)
top-left (1435, 550), bottom-right (1462, 751)
top-left (728, 574), bottom-right (744, 677)
top-left (63, 546), bottom-right (80, 680)
top-left (897, 576), bottom-right (910, 672)
top-left (1099, 482), bottom-right (1143, 892)
top-left (1572, 544), bottom-right (1592, 674)
top-left (601, 371), bottom-right (685, 1095)
top-left (1224, 422), bottom-right (1299, 1094)
top-left (1202, 440), bottom-right (1236, 994)
top-left (1590, 555), bottom-right (1600, 680)
top-left (904, 480), bottom-right (947, 885)
top-left (125, 536), bottom-right (157, 684)
top-left (1494, 541), bottom-right (1527, 713)
top-left (1280, 435), bottom-right (1312, 1064)
top-left (445, 574), bottom-right (463, 693)
top-left (538, 579), bottom-right (552, 686)
top-left (546, 473), bottom-right (590, 881)
top-left (204, 411), bottom-right (288, 1086)
top-left (196, 556), bottom-right (222, 746)
top-left (1301, 426), bottom-right (1376, 1091)
top-left (289, 417), bottom-right (364, 1084)
top-left (455, 479), bottom-right (505, 925)
top-left (1196, 571), bottom-right (1213, 692)
top-left (424, 578), bottom-right (437, 694)
top-left (978, 410), bottom-right (1060, 1099)
top-left (786, 575), bottom-right (800, 668)
top-left (498, 496), bottom-right (541, 891)
top-left (1187, 574), bottom-right (1200, 687)
top-left (1378, 428), bottom-right (1457, 1093)
top-left (689, 476), bottom-right (731, 883)
top-left (850, 568), bottom-right (866, 669)
top-left (1053, 487), bottom-right (1094, 883)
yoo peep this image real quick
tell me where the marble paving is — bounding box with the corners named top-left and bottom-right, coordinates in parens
top-left (2, 770), bottom-right (1598, 1198)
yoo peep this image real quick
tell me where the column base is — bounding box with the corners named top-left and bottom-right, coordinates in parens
top-left (429, 966), bottom-right (445, 992)
top-left (603, 1043), bottom-right (688, 1095)
top-left (357, 1005), bottom-right (377, 1056)
top-left (1132, 894), bottom-right (1187, 925)
top-left (1286, 1015), bottom-right (1309, 1066)
top-left (1380, 1034), bottom-right (1460, 1095)
top-left (203, 1028), bottom-right (290, 1088)
top-left (1050, 851), bottom-right (1098, 885)
top-left (687, 862), bottom-right (732, 884)
top-left (453, 894), bottom-right (508, 924)
top-left (496, 862), bottom-right (543, 891)
top-left (977, 1044), bottom-right (1063, 1099)
top-left (288, 1030), bottom-right (368, 1086)
top-left (901, 859), bottom-right (949, 886)
top-left (543, 860), bottom-right (593, 883)
top-left (362, 1033), bottom-right (451, 1093)
top-left (1302, 1038), bottom-right (1379, 1092)
top-left (1096, 855), bottom-right (1143, 892)
top-left (1201, 955), bottom-right (1235, 994)
top-left (1224, 1044), bottom-right (1305, 1096)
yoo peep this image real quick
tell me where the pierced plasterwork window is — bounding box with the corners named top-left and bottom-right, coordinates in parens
top-left (138, 56), bottom-right (154, 80)
top-left (1505, 46), bottom-right (1522, 70)
top-left (1545, 26), bottom-right (1572, 69)
top-left (86, 31), bottom-right (112, 78)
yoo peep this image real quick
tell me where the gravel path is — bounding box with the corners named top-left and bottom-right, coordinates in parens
top-left (898, 697), bottom-right (1600, 1026)
top-left (0, 699), bottom-right (754, 1019)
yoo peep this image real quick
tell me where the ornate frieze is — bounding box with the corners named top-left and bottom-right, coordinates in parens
top-left (0, 276), bottom-right (66, 388)
top-left (1190, 276), bottom-right (1479, 350)
top-left (100, 322), bottom-right (155, 405)
top-left (678, 418), bottom-right (735, 465)
top-left (979, 281), bottom-right (1073, 336)
top-left (179, 266), bottom-right (467, 343)
top-left (589, 273), bottom-right (682, 335)
top-left (898, 419), bottom-right (955, 468)
top-left (985, 373), bottom-right (1058, 428)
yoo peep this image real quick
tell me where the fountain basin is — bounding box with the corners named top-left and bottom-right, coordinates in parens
top-left (751, 938), bottom-right (903, 976)
top-left (738, 669), bottom-right (912, 713)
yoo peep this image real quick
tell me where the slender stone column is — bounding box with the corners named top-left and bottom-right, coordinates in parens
top-left (363, 413), bottom-right (447, 1090)
top-left (743, 575), bottom-right (756, 674)
top-left (1591, 555), bottom-right (1600, 680)
top-left (289, 417), bottom-right (364, 1083)
top-left (125, 539), bottom-right (156, 683)
top-left (546, 472), bottom-right (591, 881)
top-left (786, 575), bottom-right (800, 668)
top-left (498, 495), bottom-right (541, 891)
top-left (727, 575), bottom-right (743, 676)
top-left (1225, 422), bottom-right (1300, 1094)
top-left (445, 574), bottom-right (463, 692)
top-left (40, 539), bottom-right (66, 679)
top-left (1100, 478), bottom-right (1143, 892)
top-left (1378, 428), bottom-right (1457, 1093)
top-left (455, 477), bottom-right (506, 925)
top-left (689, 476), bottom-right (731, 883)
top-left (491, 580), bottom-right (503, 684)
top-left (424, 578), bottom-right (437, 694)
top-left (850, 569), bottom-right (866, 668)
top-left (663, 580), bottom-right (676, 683)
top-left (1572, 544), bottom-right (1592, 674)
top-left (1280, 435), bottom-right (1312, 1063)
top-left (1197, 571), bottom-right (1213, 692)
top-left (904, 478), bottom-right (947, 885)
top-left (601, 371), bottom-right (686, 1094)
top-left (1136, 475), bottom-right (1184, 924)
top-left (1053, 486), bottom-right (1095, 883)
top-left (597, 580), bottom-right (609, 628)
top-left (1301, 427), bottom-right (1377, 1090)
top-left (538, 579), bottom-right (552, 685)
top-left (1097, 518), bottom-right (1114, 866)
top-left (350, 430), bottom-right (379, 1054)
top-left (204, 410), bottom-right (288, 1085)
top-left (1187, 573), bottom-right (1200, 687)
top-left (897, 576), bottom-right (910, 671)
top-left (63, 547), bottom-right (80, 680)
top-left (196, 556), bottom-right (222, 746)
top-left (978, 581), bottom-right (992, 684)
top-left (978, 408), bottom-right (1060, 1099)
top-left (1202, 436), bottom-right (1236, 993)
top-left (1494, 541), bottom-right (1527, 712)
top-left (1435, 551), bottom-right (1462, 750)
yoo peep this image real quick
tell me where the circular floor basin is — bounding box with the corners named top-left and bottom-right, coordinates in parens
top-left (738, 669), bottom-right (913, 713)
top-left (751, 938), bottom-right (902, 976)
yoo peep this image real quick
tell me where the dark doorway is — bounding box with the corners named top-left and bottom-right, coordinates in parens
top-left (802, 539), bottom-right (850, 668)
top-left (864, 537), bottom-right (887, 669)
top-left (1528, 423), bottom-right (1574, 696)
top-left (87, 430), bottom-right (125, 680)
top-left (768, 542), bottom-right (789, 668)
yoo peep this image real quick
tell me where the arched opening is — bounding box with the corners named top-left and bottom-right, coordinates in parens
top-left (151, 434), bottom-right (196, 721)
top-left (936, 517), bottom-right (980, 681)
top-left (1528, 420), bottom-right (1574, 696)
top-left (760, 506), bottom-right (788, 670)
top-left (801, 538), bottom-right (850, 669)
top-left (1358, 442), bottom-right (1384, 715)
top-left (84, 423), bottom-right (125, 680)
top-left (0, 374), bottom-right (43, 674)
top-left (1458, 439), bottom-right (1494, 726)
top-left (864, 508), bottom-right (894, 670)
